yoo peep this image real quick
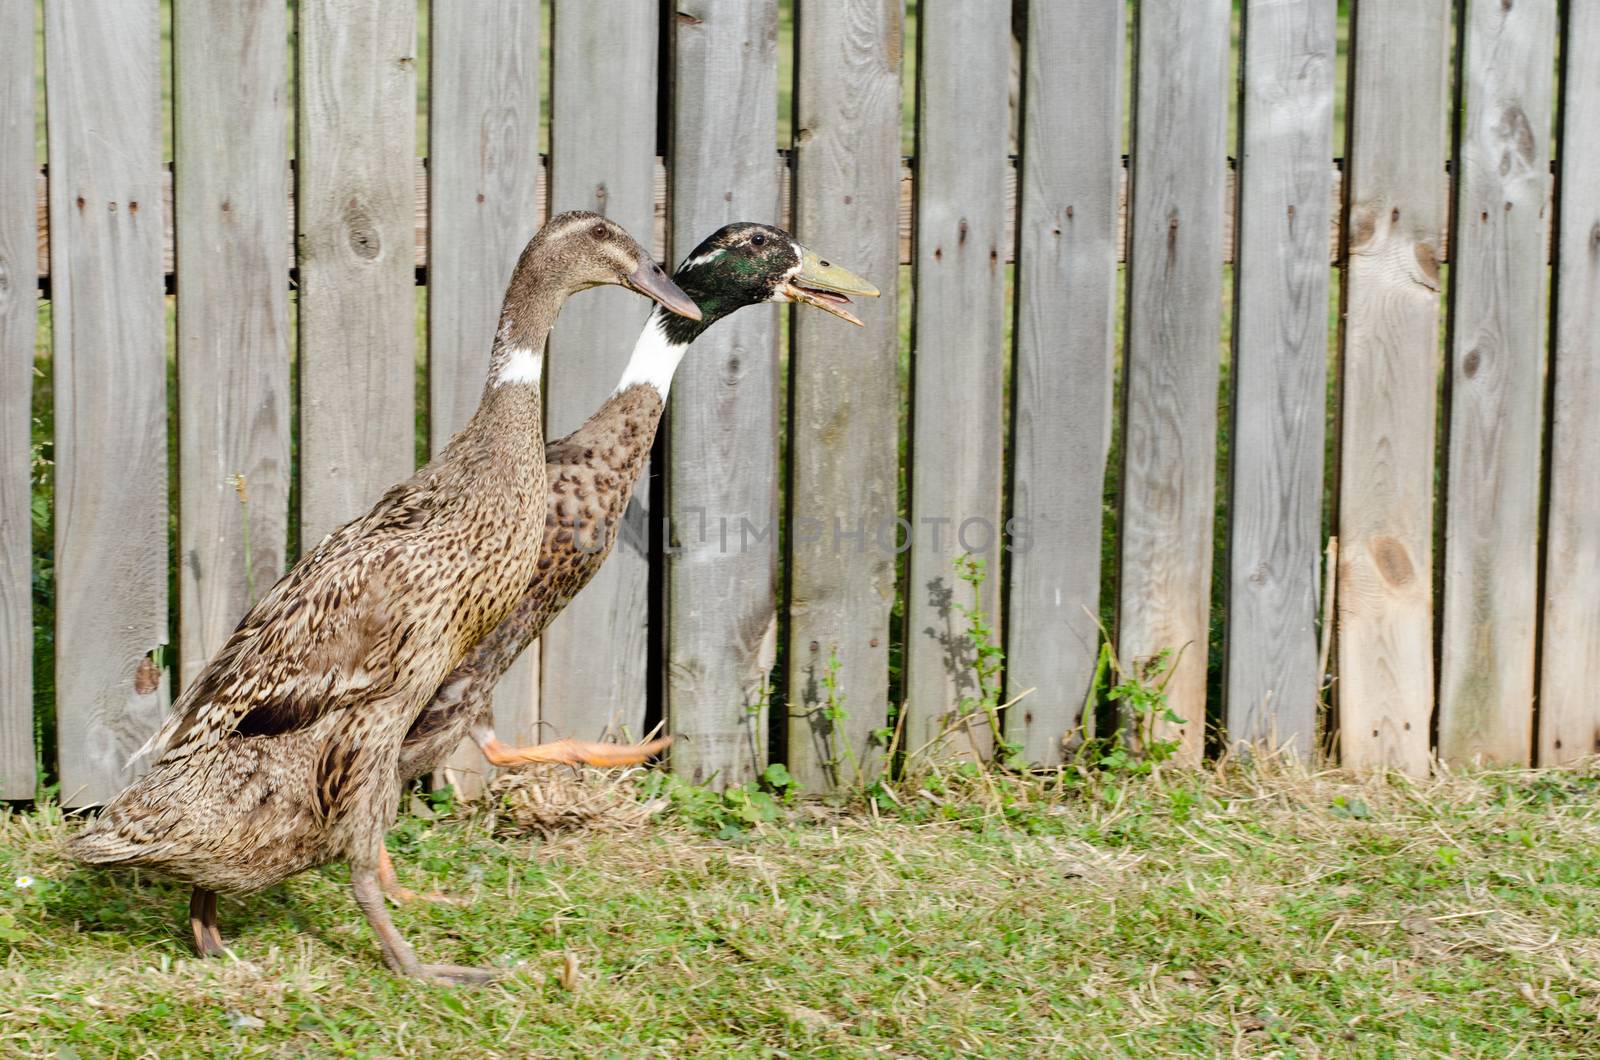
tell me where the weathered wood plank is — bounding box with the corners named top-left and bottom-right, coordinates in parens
top-left (904, 1), bottom-right (1010, 761)
top-left (1223, 0), bottom-right (1336, 757)
top-left (1116, 0), bottom-right (1231, 764)
top-left (784, 0), bottom-right (902, 790)
top-left (427, 0), bottom-right (542, 796)
top-left (665, 0), bottom-right (781, 789)
top-left (540, 0), bottom-right (657, 742)
top-left (0, 0), bottom-right (35, 798)
top-left (174, 0), bottom-right (291, 694)
top-left (1438, 0), bottom-right (1557, 765)
top-left (295, 0), bottom-right (417, 547)
top-left (1003, 0), bottom-right (1124, 766)
top-left (1539, 0), bottom-right (1600, 766)
top-left (45, 0), bottom-right (168, 805)
top-left (1336, 0), bottom-right (1450, 775)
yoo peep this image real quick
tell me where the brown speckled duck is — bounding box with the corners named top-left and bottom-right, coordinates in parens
top-left (67, 212), bottom-right (699, 985)
top-left (383, 224), bottom-right (875, 895)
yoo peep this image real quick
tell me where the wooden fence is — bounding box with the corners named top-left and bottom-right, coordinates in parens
top-left (1, 0), bottom-right (1594, 805)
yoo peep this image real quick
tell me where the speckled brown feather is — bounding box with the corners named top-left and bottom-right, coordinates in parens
top-left (400, 384), bottom-right (665, 777)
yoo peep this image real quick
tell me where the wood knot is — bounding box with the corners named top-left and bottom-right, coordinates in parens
top-left (1495, 104), bottom-right (1536, 174)
top-left (1368, 535), bottom-right (1414, 587)
top-left (1348, 206), bottom-right (1376, 250)
top-left (1414, 242), bottom-right (1439, 284)
top-left (1463, 348), bottom-right (1481, 378)
top-left (343, 199), bottom-right (381, 260)
top-left (958, 219), bottom-right (969, 244)
top-left (134, 654), bottom-right (161, 696)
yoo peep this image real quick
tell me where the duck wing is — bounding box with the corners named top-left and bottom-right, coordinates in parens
top-left (139, 501), bottom-right (424, 764)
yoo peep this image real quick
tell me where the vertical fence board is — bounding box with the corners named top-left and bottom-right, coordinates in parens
top-left (427, 0), bottom-right (542, 795)
top-left (1335, 0), bottom-right (1449, 775)
top-left (541, 0), bottom-right (657, 743)
top-left (1438, 0), bottom-right (1556, 765)
top-left (904, 2), bottom-right (1010, 760)
top-left (45, 0), bottom-right (167, 805)
top-left (666, 1), bottom-right (780, 788)
top-left (1117, 0), bottom-right (1230, 764)
top-left (1223, 0), bottom-right (1336, 756)
top-left (0, 0), bottom-right (34, 798)
top-left (175, 0), bottom-right (291, 693)
top-left (785, 0), bottom-right (902, 790)
top-left (296, 0), bottom-right (417, 547)
top-left (1540, 0), bottom-right (1600, 766)
top-left (1004, 0), bottom-right (1124, 766)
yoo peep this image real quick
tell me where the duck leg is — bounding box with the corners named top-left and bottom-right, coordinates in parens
top-left (351, 865), bottom-right (497, 986)
top-left (188, 887), bottom-right (226, 958)
top-left (479, 733), bottom-right (673, 769)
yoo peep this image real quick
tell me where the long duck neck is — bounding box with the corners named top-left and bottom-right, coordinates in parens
top-left (456, 246), bottom-right (574, 452)
top-left (611, 277), bottom-right (732, 400)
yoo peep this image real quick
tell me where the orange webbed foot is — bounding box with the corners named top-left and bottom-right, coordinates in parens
top-left (481, 734), bottom-right (673, 769)
top-left (379, 846), bottom-right (461, 907)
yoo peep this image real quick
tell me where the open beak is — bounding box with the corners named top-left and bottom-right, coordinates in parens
top-left (780, 247), bottom-right (880, 327)
top-left (626, 260), bottom-right (703, 321)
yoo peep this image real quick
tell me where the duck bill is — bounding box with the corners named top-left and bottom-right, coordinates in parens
top-left (626, 261), bottom-right (703, 321)
top-left (781, 248), bottom-right (880, 327)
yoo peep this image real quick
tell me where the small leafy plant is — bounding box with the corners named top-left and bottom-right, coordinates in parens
top-left (1075, 636), bottom-right (1188, 778)
top-left (641, 762), bottom-right (798, 839)
top-left (819, 647), bottom-right (866, 788)
top-left (947, 554), bottom-right (1023, 770)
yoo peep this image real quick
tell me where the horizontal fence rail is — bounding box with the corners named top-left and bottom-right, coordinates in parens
top-left (32, 158), bottom-right (1567, 287)
top-left (2, 0), bottom-right (1591, 804)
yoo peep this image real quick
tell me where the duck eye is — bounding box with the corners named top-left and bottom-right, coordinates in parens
top-left (751, 233), bottom-right (766, 247)
top-left (590, 223), bottom-right (608, 240)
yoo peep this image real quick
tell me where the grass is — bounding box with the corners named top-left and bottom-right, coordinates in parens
top-left (4, 759), bottom-right (1600, 1057)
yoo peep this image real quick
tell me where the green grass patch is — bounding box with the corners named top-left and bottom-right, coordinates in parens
top-left (3, 761), bottom-right (1599, 1057)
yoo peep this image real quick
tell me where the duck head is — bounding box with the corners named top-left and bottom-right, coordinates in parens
top-left (614, 223), bottom-right (879, 397)
top-left (500, 211), bottom-right (700, 333)
top-left (656, 223), bottom-right (879, 344)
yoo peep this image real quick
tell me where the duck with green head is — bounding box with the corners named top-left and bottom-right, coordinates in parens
top-left (386, 224), bottom-right (877, 892)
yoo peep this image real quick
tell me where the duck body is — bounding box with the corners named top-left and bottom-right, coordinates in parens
top-left (72, 389), bottom-right (545, 892)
